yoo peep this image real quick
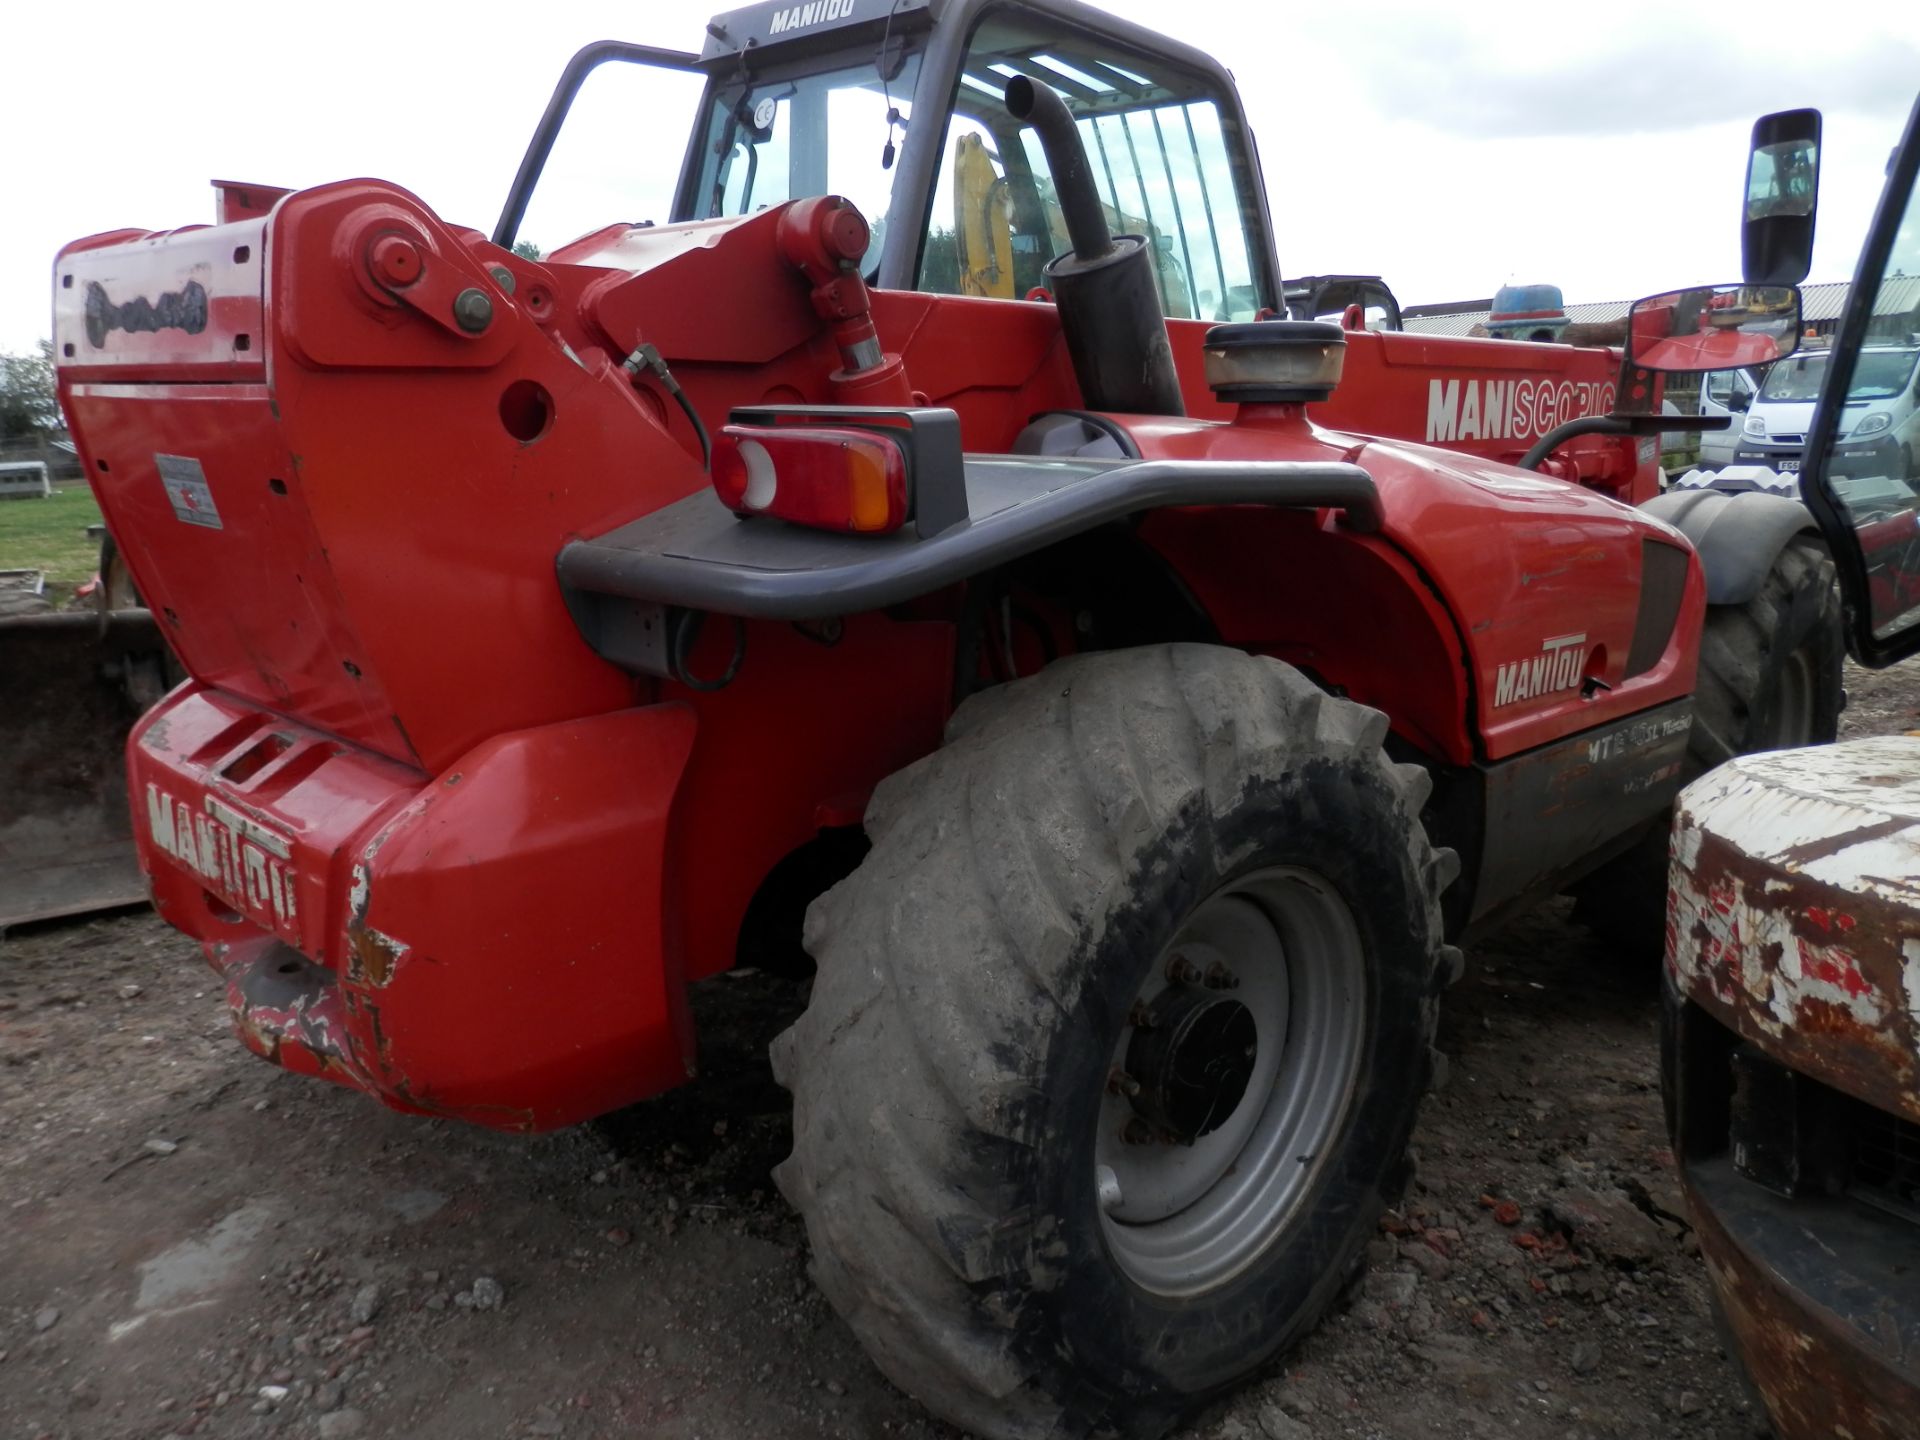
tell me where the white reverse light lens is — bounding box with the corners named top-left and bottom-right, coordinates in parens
top-left (738, 439), bottom-right (777, 510)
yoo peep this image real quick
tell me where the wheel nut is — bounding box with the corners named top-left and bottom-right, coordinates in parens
top-left (1120, 1117), bottom-right (1154, 1146)
top-left (452, 287), bottom-right (494, 333)
top-left (1166, 954), bottom-right (1203, 986)
top-left (1106, 1066), bottom-right (1141, 1098)
top-left (1127, 1000), bottom-right (1155, 1030)
top-left (1204, 961), bottom-right (1239, 990)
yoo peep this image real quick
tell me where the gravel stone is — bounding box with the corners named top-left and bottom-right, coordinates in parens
top-left (1256, 1401), bottom-right (1313, 1439)
top-left (349, 1284), bottom-right (382, 1325)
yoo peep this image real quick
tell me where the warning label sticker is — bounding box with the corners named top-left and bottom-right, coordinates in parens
top-left (157, 454), bottom-right (221, 530)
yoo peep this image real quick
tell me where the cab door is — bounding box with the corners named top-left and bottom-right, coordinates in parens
top-left (1795, 93), bottom-right (1920, 665)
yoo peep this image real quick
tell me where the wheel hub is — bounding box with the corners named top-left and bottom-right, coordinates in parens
top-left (1125, 986), bottom-right (1258, 1145)
top-left (1092, 872), bottom-right (1368, 1297)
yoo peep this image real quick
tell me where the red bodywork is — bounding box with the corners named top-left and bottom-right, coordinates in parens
top-left (55, 181), bottom-right (1698, 1129)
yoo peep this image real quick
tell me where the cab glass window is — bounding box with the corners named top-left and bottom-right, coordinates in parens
top-left (693, 53), bottom-right (924, 271)
top-left (917, 16), bottom-right (1265, 321)
top-left (515, 60), bottom-right (707, 258)
top-left (1815, 168), bottom-right (1920, 639)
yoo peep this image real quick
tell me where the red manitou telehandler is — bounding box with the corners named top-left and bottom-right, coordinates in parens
top-left (51, 2), bottom-right (1844, 1434)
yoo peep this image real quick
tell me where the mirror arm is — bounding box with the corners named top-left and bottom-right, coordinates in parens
top-left (1516, 414), bottom-right (1727, 472)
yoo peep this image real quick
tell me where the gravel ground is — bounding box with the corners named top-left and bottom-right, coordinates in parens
top-left (3, 658), bottom-right (1915, 1440)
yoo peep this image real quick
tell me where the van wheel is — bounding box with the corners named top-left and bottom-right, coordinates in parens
top-left (770, 644), bottom-right (1459, 1440)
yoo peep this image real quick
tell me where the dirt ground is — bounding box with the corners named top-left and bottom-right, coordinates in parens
top-left (4, 660), bottom-right (1918, 1440)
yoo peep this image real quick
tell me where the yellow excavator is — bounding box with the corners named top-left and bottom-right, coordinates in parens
top-left (953, 133), bottom-right (1015, 298)
top-left (948, 129), bottom-right (1192, 316)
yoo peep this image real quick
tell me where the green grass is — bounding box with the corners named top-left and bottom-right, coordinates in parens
top-left (0, 484), bottom-right (104, 584)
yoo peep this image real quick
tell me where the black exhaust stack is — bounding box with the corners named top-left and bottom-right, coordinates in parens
top-left (1004, 77), bottom-right (1185, 417)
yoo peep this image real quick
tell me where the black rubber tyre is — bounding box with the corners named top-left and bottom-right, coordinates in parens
top-left (770, 645), bottom-right (1459, 1440)
top-left (1689, 536), bottom-right (1843, 768)
top-left (1572, 535), bottom-right (1842, 947)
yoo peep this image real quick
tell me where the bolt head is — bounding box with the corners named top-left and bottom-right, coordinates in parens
top-left (1120, 1117), bottom-right (1154, 1146)
top-left (488, 265), bottom-right (517, 295)
top-left (369, 235), bottom-right (423, 288)
top-left (452, 288), bottom-right (494, 334)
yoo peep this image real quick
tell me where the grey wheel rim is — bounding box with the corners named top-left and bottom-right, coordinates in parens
top-left (1093, 866), bottom-right (1368, 1298)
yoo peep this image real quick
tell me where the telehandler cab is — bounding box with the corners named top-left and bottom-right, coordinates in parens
top-left (50, 2), bottom-right (1844, 1434)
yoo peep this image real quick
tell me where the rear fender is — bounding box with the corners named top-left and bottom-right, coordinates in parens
top-left (1643, 486), bottom-right (1815, 605)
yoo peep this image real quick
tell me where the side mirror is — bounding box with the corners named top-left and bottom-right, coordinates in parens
top-left (1744, 109), bottom-right (1821, 285)
top-left (1728, 391), bottom-right (1752, 412)
top-left (1627, 284), bottom-right (1801, 373)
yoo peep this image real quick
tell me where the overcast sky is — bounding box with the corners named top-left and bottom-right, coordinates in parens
top-left (6, 0), bottom-right (1914, 355)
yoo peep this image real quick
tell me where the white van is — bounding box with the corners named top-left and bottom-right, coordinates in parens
top-left (1699, 367), bottom-right (1761, 468)
top-left (1662, 367), bottom-right (1759, 471)
top-left (1735, 344), bottom-right (1920, 476)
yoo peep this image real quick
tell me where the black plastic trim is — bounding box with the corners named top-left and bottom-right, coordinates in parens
top-left (1625, 540), bottom-right (1692, 678)
top-left (559, 457), bottom-right (1378, 625)
top-left (1469, 697), bottom-right (1694, 926)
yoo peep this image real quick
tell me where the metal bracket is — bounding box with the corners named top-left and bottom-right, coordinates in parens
top-left (574, 594), bottom-right (674, 679)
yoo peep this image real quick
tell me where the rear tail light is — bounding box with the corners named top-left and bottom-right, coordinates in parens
top-left (708, 406), bottom-right (968, 540)
top-left (713, 424), bottom-right (910, 533)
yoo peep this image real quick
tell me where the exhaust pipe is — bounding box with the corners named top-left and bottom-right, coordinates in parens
top-left (1004, 77), bottom-right (1185, 417)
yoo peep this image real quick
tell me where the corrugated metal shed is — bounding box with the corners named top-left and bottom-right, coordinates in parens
top-left (1403, 279), bottom-right (1919, 337)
